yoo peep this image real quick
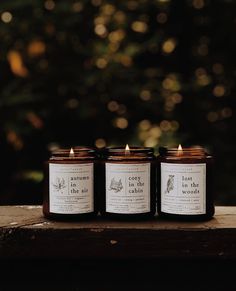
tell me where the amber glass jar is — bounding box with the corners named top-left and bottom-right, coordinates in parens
top-left (100, 147), bottom-right (156, 220)
top-left (43, 147), bottom-right (98, 220)
top-left (157, 146), bottom-right (214, 221)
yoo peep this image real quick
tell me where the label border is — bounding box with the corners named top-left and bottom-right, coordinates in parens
top-left (49, 163), bottom-right (94, 214)
top-left (161, 162), bottom-right (206, 215)
top-left (105, 162), bottom-right (151, 214)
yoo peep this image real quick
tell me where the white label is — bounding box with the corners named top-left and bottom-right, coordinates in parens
top-left (106, 163), bottom-right (150, 214)
top-left (49, 163), bottom-right (94, 214)
top-left (161, 163), bottom-right (206, 215)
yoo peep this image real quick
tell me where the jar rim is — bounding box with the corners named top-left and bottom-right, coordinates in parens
top-left (105, 146), bottom-right (154, 154)
top-left (159, 146), bottom-right (210, 157)
top-left (51, 147), bottom-right (97, 158)
top-left (102, 146), bottom-right (154, 159)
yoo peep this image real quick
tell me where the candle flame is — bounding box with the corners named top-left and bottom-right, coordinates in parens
top-left (125, 144), bottom-right (130, 155)
top-left (69, 147), bottom-right (75, 157)
top-left (178, 144), bottom-right (182, 151)
top-left (177, 144), bottom-right (183, 155)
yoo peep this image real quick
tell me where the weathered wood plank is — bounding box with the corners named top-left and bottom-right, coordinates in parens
top-left (1, 206), bottom-right (236, 260)
top-left (0, 205), bottom-right (44, 228)
top-left (1, 205), bottom-right (236, 229)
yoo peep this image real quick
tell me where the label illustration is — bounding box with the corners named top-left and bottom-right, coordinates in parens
top-left (49, 163), bottom-right (94, 214)
top-left (106, 163), bottom-right (150, 214)
top-left (161, 163), bottom-right (206, 215)
top-left (165, 175), bottom-right (174, 194)
top-left (109, 178), bottom-right (123, 193)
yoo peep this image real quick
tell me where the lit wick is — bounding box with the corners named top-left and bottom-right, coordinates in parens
top-left (125, 144), bottom-right (130, 156)
top-left (177, 144), bottom-right (183, 156)
top-left (69, 147), bottom-right (75, 158)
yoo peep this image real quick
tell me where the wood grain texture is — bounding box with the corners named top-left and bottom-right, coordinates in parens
top-left (1, 206), bottom-right (236, 259)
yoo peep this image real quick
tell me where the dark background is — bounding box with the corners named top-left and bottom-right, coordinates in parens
top-left (0, 0), bottom-right (235, 205)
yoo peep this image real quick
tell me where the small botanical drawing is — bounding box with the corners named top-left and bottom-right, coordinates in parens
top-left (165, 175), bottom-right (174, 194)
top-left (52, 177), bottom-right (66, 192)
top-left (109, 178), bottom-right (123, 193)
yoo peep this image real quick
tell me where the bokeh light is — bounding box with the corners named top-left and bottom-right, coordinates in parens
top-left (0, 0), bottom-right (235, 205)
top-left (1, 11), bottom-right (12, 23)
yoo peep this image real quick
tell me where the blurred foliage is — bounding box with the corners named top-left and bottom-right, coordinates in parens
top-left (0, 0), bottom-right (235, 204)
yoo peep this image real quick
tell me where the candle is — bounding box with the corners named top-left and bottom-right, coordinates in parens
top-left (43, 147), bottom-right (98, 220)
top-left (157, 145), bottom-right (214, 221)
top-left (100, 145), bottom-right (156, 220)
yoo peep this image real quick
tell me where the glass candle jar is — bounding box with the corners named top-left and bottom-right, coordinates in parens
top-left (100, 146), bottom-right (156, 220)
top-left (43, 147), bottom-right (98, 220)
top-left (157, 146), bottom-right (214, 221)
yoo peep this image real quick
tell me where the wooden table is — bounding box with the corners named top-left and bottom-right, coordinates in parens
top-left (1, 206), bottom-right (236, 290)
top-left (0, 206), bottom-right (236, 259)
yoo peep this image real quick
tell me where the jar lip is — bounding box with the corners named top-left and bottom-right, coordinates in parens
top-left (159, 146), bottom-right (209, 157)
top-left (104, 146), bottom-right (154, 155)
top-left (51, 147), bottom-right (97, 158)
